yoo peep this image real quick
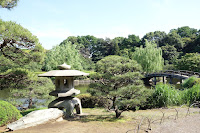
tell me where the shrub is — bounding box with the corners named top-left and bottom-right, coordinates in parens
top-left (77, 94), bottom-right (97, 108)
top-left (146, 83), bottom-right (181, 108)
top-left (181, 84), bottom-right (200, 105)
top-left (0, 100), bottom-right (22, 126)
top-left (77, 94), bottom-right (109, 108)
top-left (182, 76), bottom-right (200, 88)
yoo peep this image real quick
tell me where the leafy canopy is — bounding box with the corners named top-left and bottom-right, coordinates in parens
top-left (175, 53), bottom-right (200, 72)
top-left (0, 19), bottom-right (45, 65)
top-left (43, 41), bottom-right (91, 71)
top-left (0, 0), bottom-right (18, 9)
top-left (132, 40), bottom-right (164, 73)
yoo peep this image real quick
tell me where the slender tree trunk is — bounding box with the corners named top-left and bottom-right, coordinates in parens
top-left (28, 98), bottom-right (33, 108)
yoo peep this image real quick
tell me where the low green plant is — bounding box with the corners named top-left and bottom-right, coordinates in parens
top-left (77, 94), bottom-right (108, 108)
top-left (147, 83), bottom-right (181, 108)
top-left (182, 76), bottom-right (200, 88)
top-left (0, 100), bottom-right (22, 126)
top-left (77, 93), bottom-right (98, 108)
top-left (181, 84), bottom-right (200, 105)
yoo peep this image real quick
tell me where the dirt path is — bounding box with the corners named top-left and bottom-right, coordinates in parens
top-left (1, 108), bottom-right (200, 133)
top-left (0, 115), bottom-right (196, 133)
top-left (11, 121), bottom-right (135, 133)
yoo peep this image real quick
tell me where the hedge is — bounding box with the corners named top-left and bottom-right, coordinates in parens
top-left (0, 100), bottom-right (22, 126)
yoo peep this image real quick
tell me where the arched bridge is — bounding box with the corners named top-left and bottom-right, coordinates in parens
top-left (143, 70), bottom-right (200, 85)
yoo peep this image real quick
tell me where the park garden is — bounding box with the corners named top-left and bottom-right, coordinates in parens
top-left (1, 0), bottom-right (200, 132)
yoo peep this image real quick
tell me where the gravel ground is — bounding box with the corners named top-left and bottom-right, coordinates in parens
top-left (1, 108), bottom-right (200, 133)
top-left (152, 115), bottom-right (200, 133)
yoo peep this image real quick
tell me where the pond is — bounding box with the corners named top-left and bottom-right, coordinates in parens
top-left (0, 78), bottom-right (182, 100)
top-left (0, 84), bottom-right (90, 100)
top-left (0, 77), bottom-right (183, 108)
top-left (0, 84), bottom-right (90, 109)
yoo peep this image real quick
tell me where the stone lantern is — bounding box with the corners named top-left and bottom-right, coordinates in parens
top-left (38, 63), bottom-right (89, 117)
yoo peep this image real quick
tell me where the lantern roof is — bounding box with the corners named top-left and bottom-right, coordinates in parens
top-left (38, 70), bottom-right (89, 77)
top-left (38, 63), bottom-right (89, 77)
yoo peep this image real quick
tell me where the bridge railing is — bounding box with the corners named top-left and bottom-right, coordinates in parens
top-left (145, 70), bottom-right (200, 78)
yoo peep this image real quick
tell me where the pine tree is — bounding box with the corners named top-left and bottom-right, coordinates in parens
top-left (89, 55), bottom-right (151, 118)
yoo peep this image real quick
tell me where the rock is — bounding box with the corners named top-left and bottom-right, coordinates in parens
top-left (48, 97), bottom-right (82, 117)
top-left (7, 108), bottom-right (64, 131)
top-left (49, 89), bottom-right (80, 97)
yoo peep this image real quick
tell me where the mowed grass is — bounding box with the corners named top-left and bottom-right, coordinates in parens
top-left (21, 107), bottom-right (198, 123)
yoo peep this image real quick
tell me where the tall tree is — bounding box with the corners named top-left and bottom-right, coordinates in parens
top-left (162, 31), bottom-right (185, 51)
top-left (175, 53), bottom-right (200, 72)
top-left (91, 38), bottom-right (115, 62)
top-left (161, 45), bottom-right (179, 64)
top-left (132, 40), bottom-right (164, 73)
top-left (142, 31), bottom-right (167, 47)
top-left (183, 34), bottom-right (200, 54)
top-left (112, 37), bottom-right (124, 50)
top-left (121, 34), bottom-right (140, 50)
top-left (43, 41), bottom-right (93, 71)
top-left (174, 26), bottom-right (198, 38)
top-left (89, 55), bottom-right (150, 118)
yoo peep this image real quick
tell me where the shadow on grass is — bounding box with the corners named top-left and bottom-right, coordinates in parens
top-left (66, 114), bottom-right (127, 123)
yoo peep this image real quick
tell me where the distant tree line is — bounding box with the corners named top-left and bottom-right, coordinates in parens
top-left (50, 26), bottom-right (200, 72)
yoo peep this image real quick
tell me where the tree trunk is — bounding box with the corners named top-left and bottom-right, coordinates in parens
top-left (28, 98), bottom-right (33, 108)
top-left (115, 109), bottom-right (122, 118)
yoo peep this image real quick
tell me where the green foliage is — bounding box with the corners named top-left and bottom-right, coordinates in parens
top-left (181, 84), bottom-right (200, 105)
top-left (161, 45), bottom-right (179, 64)
top-left (0, 0), bottom-right (18, 9)
top-left (77, 93), bottom-right (109, 108)
top-left (181, 77), bottom-right (200, 105)
top-left (10, 76), bottom-right (55, 108)
top-left (132, 40), bottom-right (164, 73)
top-left (182, 76), bottom-right (200, 88)
top-left (0, 100), bottom-right (22, 126)
top-left (121, 34), bottom-right (140, 50)
top-left (147, 83), bottom-right (181, 108)
top-left (0, 19), bottom-right (44, 65)
top-left (0, 55), bottom-right (17, 73)
top-left (175, 53), bottom-right (200, 72)
top-left (175, 26), bottom-right (198, 38)
top-left (183, 34), bottom-right (200, 53)
top-left (142, 31), bottom-right (167, 47)
top-left (0, 68), bottom-right (55, 108)
top-left (163, 30), bottom-right (185, 51)
top-left (77, 94), bottom-right (98, 108)
top-left (0, 68), bottom-right (37, 90)
top-left (89, 55), bottom-right (151, 118)
top-left (43, 41), bottom-right (91, 71)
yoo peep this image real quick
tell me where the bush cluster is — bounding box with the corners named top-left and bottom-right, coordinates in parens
top-left (0, 100), bottom-right (22, 126)
top-left (145, 77), bottom-right (200, 108)
top-left (77, 94), bottom-right (109, 108)
top-left (145, 84), bottom-right (181, 108)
